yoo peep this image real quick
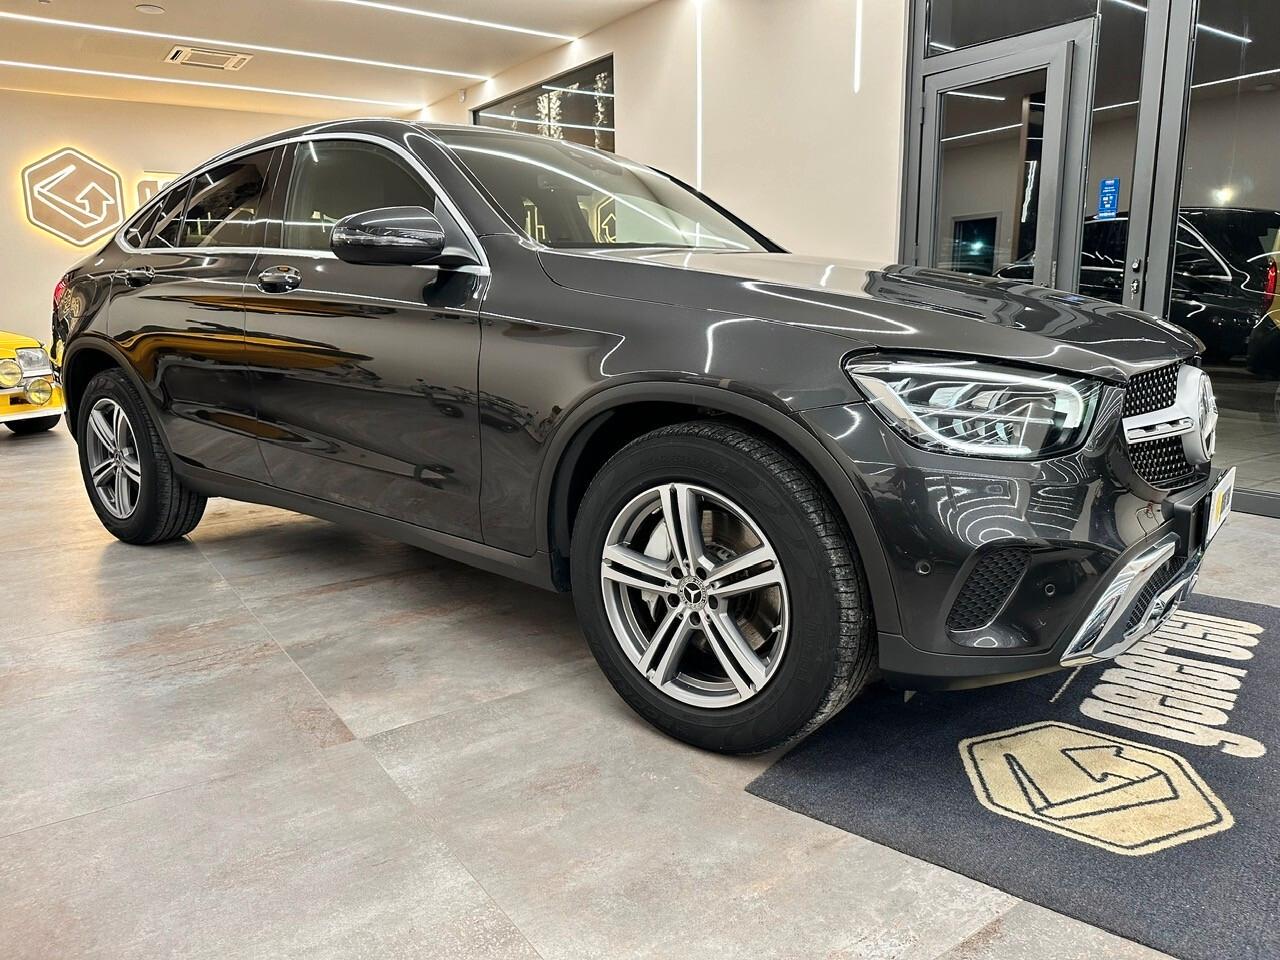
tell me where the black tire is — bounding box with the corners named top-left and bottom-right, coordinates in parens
top-left (570, 420), bottom-right (874, 754)
top-left (5, 414), bottom-right (61, 434)
top-left (76, 368), bottom-right (206, 544)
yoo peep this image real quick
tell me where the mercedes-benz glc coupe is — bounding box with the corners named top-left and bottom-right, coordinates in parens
top-left (52, 120), bottom-right (1234, 753)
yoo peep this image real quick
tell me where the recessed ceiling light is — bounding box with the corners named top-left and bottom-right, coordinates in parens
top-left (320, 0), bottom-right (577, 41)
top-left (0, 58), bottom-right (422, 110)
top-left (0, 11), bottom-right (488, 81)
top-left (135, 3), bottom-right (165, 13)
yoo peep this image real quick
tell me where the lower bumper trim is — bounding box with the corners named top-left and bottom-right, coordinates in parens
top-left (1060, 533), bottom-right (1202, 667)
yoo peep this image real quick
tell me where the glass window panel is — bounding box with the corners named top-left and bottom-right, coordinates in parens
top-left (927, 0), bottom-right (1095, 57)
top-left (473, 56), bottom-right (614, 152)
top-left (145, 180), bottom-right (191, 249)
top-left (282, 141), bottom-right (438, 252)
top-left (933, 70), bottom-right (1048, 277)
top-left (437, 128), bottom-right (765, 251)
top-left (178, 151), bottom-right (272, 249)
top-left (1172, 0), bottom-right (1280, 496)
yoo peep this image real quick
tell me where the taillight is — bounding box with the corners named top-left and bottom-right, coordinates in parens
top-left (53, 276), bottom-right (68, 310)
top-left (1263, 257), bottom-right (1277, 315)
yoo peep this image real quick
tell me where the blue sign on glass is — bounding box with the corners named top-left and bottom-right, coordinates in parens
top-left (1098, 177), bottom-right (1121, 220)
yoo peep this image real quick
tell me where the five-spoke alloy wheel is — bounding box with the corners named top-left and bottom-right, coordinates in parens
top-left (76, 368), bottom-right (207, 544)
top-left (85, 397), bottom-right (142, 519)
top-left (601, 483), bottom-right (790, 708)
top-left (572, 420), bottom-right (874, 754)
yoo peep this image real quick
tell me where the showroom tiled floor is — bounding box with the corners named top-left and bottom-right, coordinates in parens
top-left (3, 427), bottom-right (1276, 959)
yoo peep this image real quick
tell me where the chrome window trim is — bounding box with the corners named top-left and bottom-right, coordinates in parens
top-left (1173, 220), bottom-right (1232, 282)
top-left (115, 128), bottom-right (489, 272)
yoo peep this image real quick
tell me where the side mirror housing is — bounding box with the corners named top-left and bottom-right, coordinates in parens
top-left (330, 206), bottom-right (474, 267)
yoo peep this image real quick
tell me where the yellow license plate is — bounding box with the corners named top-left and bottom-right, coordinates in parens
top-left (1206, 467), bottom-right (1235, 543)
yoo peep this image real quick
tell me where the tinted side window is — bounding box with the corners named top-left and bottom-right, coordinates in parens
top-left (1081, 220), bottom-right (1127, 270)
top-left (145, 181), bottom-right (192, 249)
top-left (179, 151), bottom-right (272, 249)
top-left (283, 141), bottom-right (437, 251)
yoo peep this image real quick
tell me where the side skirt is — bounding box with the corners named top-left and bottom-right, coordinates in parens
top-left (175, 462), bottom-right (559, 592)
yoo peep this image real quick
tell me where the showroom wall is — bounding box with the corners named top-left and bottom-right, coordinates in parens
top-left (425, 0), bottom-right (910, 263)
top-left (1, 89), bottom-right (311, 343)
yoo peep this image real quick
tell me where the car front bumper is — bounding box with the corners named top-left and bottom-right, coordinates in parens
top-left (0, 381), bottom-right (66, 423)
top-left (800, 399), bottom-right (1223, 689)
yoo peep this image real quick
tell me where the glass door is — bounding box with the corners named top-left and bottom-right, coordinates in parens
top-left (1151, 0), bottom-right (1280, 514)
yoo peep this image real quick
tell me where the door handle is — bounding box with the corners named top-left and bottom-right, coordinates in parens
top-left (117, 265), bottom-right (155, 287)
top-left (257, 264), bottom-right (302, 293)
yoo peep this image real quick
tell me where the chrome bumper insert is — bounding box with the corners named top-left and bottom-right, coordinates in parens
top-left (1060, 533), bottom-right (1203, 666)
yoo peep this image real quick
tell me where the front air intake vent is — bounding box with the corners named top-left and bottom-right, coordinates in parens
top-left (946, 547), bottom-right (1031, 632)
top-left (166, 45), bottom-right (253, 71)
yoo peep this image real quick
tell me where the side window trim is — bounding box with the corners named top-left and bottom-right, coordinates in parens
top-left (114, 129), bottom-right (487, 269)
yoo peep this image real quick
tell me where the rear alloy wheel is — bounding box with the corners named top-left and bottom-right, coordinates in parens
top-left (76, 369), bottom-right (206, 544)
top-left (572, 420), bottom-right (874, 754)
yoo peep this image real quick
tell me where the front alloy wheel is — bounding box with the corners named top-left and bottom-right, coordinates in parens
top-left (601, 483), bottom-right (790, 708)
top-left (571, 420), bottom-right (874, 754)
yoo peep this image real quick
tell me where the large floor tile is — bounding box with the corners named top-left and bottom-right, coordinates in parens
top-left (0, 605), bottom-right (352, 835)
top-left (245, 560), bottom-right (593, 738)
top-left (1198, 512), bottom-right (1280, 606)
top-left (0, 742), bottom-right (540, 960)
top-left (369, 671), bottom-right (1014, 960)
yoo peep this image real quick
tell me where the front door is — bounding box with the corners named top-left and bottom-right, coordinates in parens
top-left (108, 148), bottom-right (278, 481)
top-left (244, 138), bottom-right (486, 538)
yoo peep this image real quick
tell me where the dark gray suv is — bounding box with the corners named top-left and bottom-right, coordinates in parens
top-left (52, 119), bottom-right (1233, 753)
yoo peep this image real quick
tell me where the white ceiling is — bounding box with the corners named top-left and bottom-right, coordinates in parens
top-left (0, 0), bottom-right (655, 117)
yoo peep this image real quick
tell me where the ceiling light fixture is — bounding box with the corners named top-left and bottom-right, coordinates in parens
top-left (319, 0), bottom-right (577, 41)
top-left (135, 3), bottom-right (165, 13)
top-left (476, 112), bottom-right (614, 133)
top-left (0, 59), bottom-right (422, 109)
top-left (0, 11), bottom-right (487, 81)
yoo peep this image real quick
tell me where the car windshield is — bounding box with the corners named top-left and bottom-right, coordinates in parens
top-left (1181, 208), bottom-right (1280, 277)
top-left (436, 128), bottom-right (767, 252)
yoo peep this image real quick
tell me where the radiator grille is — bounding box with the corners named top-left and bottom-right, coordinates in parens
top-left (1128, 435), bottom-right (1199, 489)
top-left (947, 547), bottom-right (1031, 632)
top-left (1123, 362), bottom-right (1180, 417)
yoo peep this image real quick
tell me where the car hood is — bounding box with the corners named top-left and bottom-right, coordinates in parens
top-left (537, 249), bottom-right (1201, 382)
top-left (0, 330), bottom-right (42, 353)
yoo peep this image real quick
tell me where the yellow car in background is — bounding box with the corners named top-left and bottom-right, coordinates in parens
top-left (0, 330), bottom-right (64, 435)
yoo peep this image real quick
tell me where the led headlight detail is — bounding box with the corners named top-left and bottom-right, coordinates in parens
top-left (845, 355), bottom-right (1102, 459)
top-left (0, 359), bottom-right (21, 389)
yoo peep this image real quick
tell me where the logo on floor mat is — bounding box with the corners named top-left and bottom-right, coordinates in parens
top-left (960, 721), bottom-right (1232, 855)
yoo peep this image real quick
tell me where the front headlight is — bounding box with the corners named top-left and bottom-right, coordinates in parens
top-left (14, 347), bottom-right (52, 375)
top-left (0, 359), bottom-right (21, 389)
top-left (845, 354), bottom-right (1103, 459)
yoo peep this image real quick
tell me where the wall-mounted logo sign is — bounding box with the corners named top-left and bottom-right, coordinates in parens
top-left (960, 720), bottom-right (1232, 855)
top-left (22, 147), bottom-right (125, 246)
top-left (137, 172), bottom-right (179, 206)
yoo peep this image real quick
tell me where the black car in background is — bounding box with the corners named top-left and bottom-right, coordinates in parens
top-left (997, 208), bottom-right (1279, 362)
top-left (51, 120), bottom-right (1230, 753)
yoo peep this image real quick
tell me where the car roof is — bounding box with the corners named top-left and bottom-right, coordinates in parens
top-left (204, 116), bottom-right (558, 167)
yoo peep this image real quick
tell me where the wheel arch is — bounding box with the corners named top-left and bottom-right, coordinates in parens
top-left (539, 382), bottom-right (901, 634)
top-left (61, 338), bottom-right (161, 445)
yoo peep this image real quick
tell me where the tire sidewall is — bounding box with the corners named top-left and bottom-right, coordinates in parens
top-left (571, 432), bottom-right (848, 752)
top-left (76, 372), bottom-right (164, 541)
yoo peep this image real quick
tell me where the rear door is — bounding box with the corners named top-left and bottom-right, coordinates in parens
top-left (109, 148), bottom-right (280, 481)
top-left (243, 137), bottom-right (486, 537)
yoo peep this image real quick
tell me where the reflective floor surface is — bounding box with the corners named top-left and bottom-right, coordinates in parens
top-left (3, 426), bottom-right (1275, 959)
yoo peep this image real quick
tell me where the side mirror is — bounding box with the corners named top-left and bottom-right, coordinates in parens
top-left (330, 206), bottom-right (470, 267)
